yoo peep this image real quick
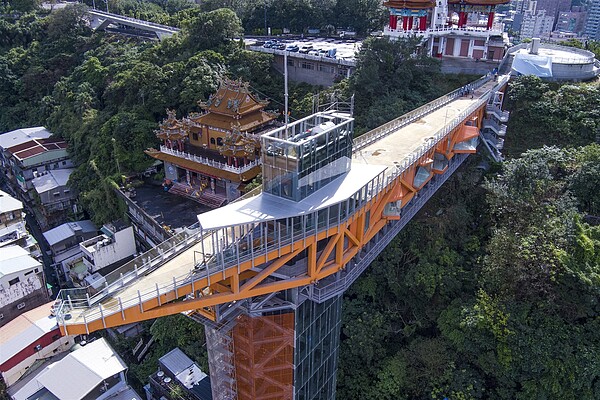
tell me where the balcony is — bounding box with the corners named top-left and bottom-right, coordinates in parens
top-left (384, 23), bottom-right (504, 39)
top-left (159, 145), bottom-right (260, 175)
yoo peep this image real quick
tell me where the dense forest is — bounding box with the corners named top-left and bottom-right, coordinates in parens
top-left (1, 1), bottom-right (600, 399)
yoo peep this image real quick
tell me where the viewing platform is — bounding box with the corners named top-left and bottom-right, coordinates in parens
top-left (54, 74), bottom-right (509, 336)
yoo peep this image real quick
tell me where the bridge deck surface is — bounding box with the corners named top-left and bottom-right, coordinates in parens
top-left (63, 78), bottom-right (500, 327)
top-left (353, 80), bottom-right (495, 169)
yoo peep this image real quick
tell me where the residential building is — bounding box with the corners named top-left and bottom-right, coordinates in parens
top-left (0, 127), bottom-right (72, 197)
top-left (0, 246), bottom-right (48, 327)
top-left (145, 78), bottom-right (279, 208)
top-left (585, 0), bottom-right (600, 39)
top-left (0, 190), bottom-right (40, 260)
top-left (146, 348), bottom-right (212, 400)
top-left (383, 0), bottom-right (510, 61)
top-left (80, 220), bottom-right (136, 275)
top-left (0, 301), bottom-right (75, 386)
top-left (0, 190), bottom-right (26, 247)
top-left (6, 338), bottom-right (142, 400)
top-left (42, 220), bottom-right (98, 285)
top-left (521, 8), bottom-right (555, 38)
top-left (31, 168), bottom-right (78, 229)
top-left (555, 11), bottom-right (588, 34)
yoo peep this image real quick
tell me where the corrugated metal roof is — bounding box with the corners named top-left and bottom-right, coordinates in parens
top-left (0, 301), bottom-right (56, 365)
top-left (0, 127), bottom-right (52, 150)
top-left (42, 220), bottom-right (97, 247)
top-left (37, 338), bottom-right (127, 399)
top-left (31, 169), bottom-right (74, 194)
top-left (0, 190), bottom-right (22, 214)
top-left (0, 245), bottom-right (41, 278)
top-left (159, 348), bottom-right (194, 376)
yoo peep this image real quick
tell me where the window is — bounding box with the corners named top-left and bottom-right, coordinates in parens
top-left (54, 163), bottom-right (59, 169)
top-left (33, 344), bottom-right (42, 352)
top-left (53, 192), bottom-right (60, 197)
top-left (287, 58), bottom-right (294, 67)
top-left (17, 302), bottom-right (26, 310)
top-left (192, 132), bottom-right (199, 141)
top-left (25, 270), bottom-right (34, 276)
top-left (52, 334), bottom-right (60, 341)
top-left (62, 161), bottom-right (67, 166)
top-left (8, 277), bottom-right (19, 286)
top-left (0, 314), bottom-right (3, 320)
top-left (35, 268), bottom-right (39, 273)
top-left (217, 137), bottom-right (224, 146)
top-left (319, 65), bottom-right (334, 73)
top-left (64, 189), bottom-right (70, 195)
top-left (210, 138), bottom-right (216, 145)
top-left (301, 62), bottom-right (314, 70)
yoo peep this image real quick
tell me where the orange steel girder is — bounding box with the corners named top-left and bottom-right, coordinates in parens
top-left (60, 103), bottom-right (489, 336)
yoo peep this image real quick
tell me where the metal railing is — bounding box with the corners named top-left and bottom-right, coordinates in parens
top-left (160, 146), bottom-right (261, 174)
top-left (353, 74), bottom-right (492, 153)
top-left (483, 117), bottom-right (507, 136)
top-left (384, 23), bottom-right (504, 37)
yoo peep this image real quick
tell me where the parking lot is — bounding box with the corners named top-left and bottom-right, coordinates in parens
top-left (246, 37), bottom-right (362, 62)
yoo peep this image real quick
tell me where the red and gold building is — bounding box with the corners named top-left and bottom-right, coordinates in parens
top-left (146, 79), bottom-right (278, 207)
top-left (384, 0), bottom-right (510, 61)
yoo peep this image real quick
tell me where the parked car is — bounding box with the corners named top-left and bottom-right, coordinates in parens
top-left (286, 45), bottom-right (300, 52)
top-left (299, 45), bottom-right (313, 54)
top-left (274, 43), bottom-right (286, 50)
top-left (318, 49), bottom-right (329, 57)
top-left (263, 39), bottom-right (279, 48)
top-left (307, 49), bottom-right (320, 56)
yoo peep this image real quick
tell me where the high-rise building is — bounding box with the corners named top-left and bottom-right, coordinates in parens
top-left (585, 0), bottom-right (600, 39)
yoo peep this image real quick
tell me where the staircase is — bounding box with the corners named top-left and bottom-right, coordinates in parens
top-left (168, 182), bottom-right (227, 208)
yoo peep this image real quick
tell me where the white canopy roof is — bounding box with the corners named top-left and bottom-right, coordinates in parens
top-left (198, 163), bottom-right (387, 230)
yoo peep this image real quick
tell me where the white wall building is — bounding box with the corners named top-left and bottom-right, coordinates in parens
top-left (0, 246), bottom-right (48, 326)
top-left (520, 9), bottom-right (555, 38)
top-left (80, 222), bottom-right (136, 273)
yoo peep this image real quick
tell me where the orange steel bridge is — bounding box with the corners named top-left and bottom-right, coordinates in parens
top-left (54, 73), bottom-right (510, 400)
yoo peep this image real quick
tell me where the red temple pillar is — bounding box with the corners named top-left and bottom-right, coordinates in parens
top-left (408, 17), bottom-right (414, 30)
top-left (419, 16), bottom-right (427, 31)
top-left (389, 15), bottom-right (398, 29)
top-left (487, 12), bottom-right (495, 29)
top-left (402, 16), bottom-right (409, 31)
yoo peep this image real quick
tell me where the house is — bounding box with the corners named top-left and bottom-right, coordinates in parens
top-left (0, 246), bottom-right (48, 327)
top-left (42, 220), bottom-right (98, 285)
top-left (31, 168), bottom-right (78, 229)
top-left (145, 78), bottom-right (279, 207)
top-left (146, 348), bottom-right (212, 400)
top-left (80, 220), bottom-right (136, 275)
top-left (0, 190), bottom-right (26, 248)
top-left (0, 301), bottom-right (75, 386)
top-left (6, 338), bottom-right (142, 400)
top-left (0, 127), bottom-right (73, 197)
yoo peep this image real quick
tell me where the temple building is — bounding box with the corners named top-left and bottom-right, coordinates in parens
top-left (146, 79), bottom-right (279, 208)
top-left (383, 0), bottom-right (510, 61)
